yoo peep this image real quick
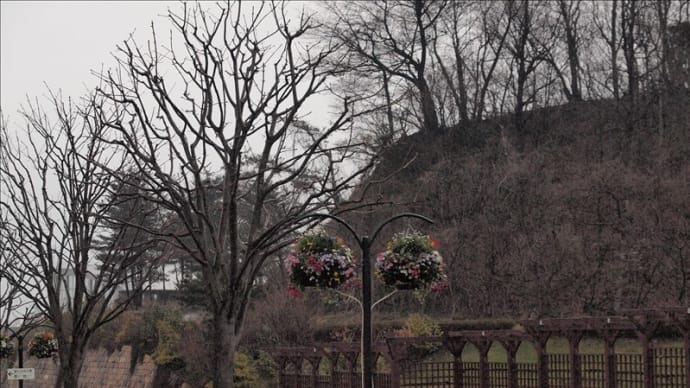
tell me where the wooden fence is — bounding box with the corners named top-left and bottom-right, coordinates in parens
top-left (271, 309), bottom-right (690, 388)
top-left (276, 348), bottom-right (686, 388)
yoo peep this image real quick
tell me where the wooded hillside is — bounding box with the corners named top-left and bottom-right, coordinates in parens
top-left (342, 92), bottom-right (690, 319)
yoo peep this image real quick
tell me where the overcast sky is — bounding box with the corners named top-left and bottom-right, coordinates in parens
top-left (1, 1), bottom-right (330, 129)
top-left (1, 1), bottom-right (179, 123)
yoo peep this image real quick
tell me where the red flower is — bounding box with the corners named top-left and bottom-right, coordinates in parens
top-left (287, 285), bottom-right (301, 298)
top-left (431, 281), bottom-right (449, 293)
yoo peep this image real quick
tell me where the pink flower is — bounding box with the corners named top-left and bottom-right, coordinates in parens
top-left (287, 285), bottom-right (301, 298)
top-left (285, 254), bottom-right (299, 269)
top-left (431, 281), bottom-right (449, 293)
top-left (410, 268), bottom-right (420, 279)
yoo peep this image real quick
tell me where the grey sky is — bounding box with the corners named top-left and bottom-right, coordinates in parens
top-left (1, 1), bottom-right (334, 129)
top-left (1, 1), bottom-right (178, 123)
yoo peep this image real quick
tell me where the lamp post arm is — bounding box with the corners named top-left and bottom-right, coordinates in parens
top-left (293, 213), bottom-right (362, 246)
top-left (370, 213), bottom-right (434, 243)
top-left (2, 324), bottom-right (25, 387)
top-left (372, 290), bottom-right (398, 311)
top-left (331, 288), bottom-right (364, 312)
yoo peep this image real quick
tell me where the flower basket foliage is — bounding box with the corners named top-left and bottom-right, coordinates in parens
top-left (376, 232), bottom-right (447, 290)
top-left (28, 332), bottom-right (58, 359)
top-left (0, 334), bottom-right (14, 358)
top-left (286, 231), bottom-right (356, 289)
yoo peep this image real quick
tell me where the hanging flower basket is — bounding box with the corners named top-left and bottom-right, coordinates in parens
top-left (0, 334), bottom-right (14, 358)
top-left (285, 231), bottom-right (356, 289)
top-left (28, 332), bottom-right (58, 359)
top-left (376, 232), bottom-right (447, 290)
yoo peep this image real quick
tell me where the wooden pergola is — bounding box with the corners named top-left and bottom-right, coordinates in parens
top-left (269, 308), bottom-right (690, 388)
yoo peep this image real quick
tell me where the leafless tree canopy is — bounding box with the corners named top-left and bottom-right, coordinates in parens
top-left (320, 0), bottom-right (690, 144)
top-left (0, 92), bottom-right (161, 388)
top-left (96, 2), bottom-right (372, 386)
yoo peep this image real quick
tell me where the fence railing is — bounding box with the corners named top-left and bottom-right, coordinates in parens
top-left (278, 348), bottom-right (687, 388)
top-left (272, 309), bottom-right (690, 388)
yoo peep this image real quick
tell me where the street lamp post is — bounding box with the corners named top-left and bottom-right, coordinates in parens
top-left (297, 212), bottom-right (433, 388)
top-left (2, 325), bottom-right (24, 388)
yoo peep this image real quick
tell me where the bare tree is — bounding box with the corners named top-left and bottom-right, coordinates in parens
top-left (326, 55), bottom-right (409, 150)
top-left (546, 0), bottom-right (584, 101)
top-left (0, 93), bottom-right (160, 388)
top-left (97, 2), bottom-right (372, 387)
top-left (325, 0), bottom-right (448, 133)
top-left (432, 0), bottom-right (472, 126)
top-left (504, 0), bottom-right (552, 133)
top-left (621, 0), bottom-right (640, 98)
top-left (592, 0), bottom-right (623, 99)
top-left (0, 235), bottom-right (44, 348)
top-left (0, 244), bottom-right (43, 330)
top-left (655, 0), bottom-right (674, 88)
top-left (470, 1), bottom-right (514, 120)
top-left (0, 268), bottom-right (42, 387)
top-left (95, 172), bottom-right (166, 309)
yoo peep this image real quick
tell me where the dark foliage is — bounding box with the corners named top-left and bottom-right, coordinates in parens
top-left (343, 94), bottom-right (690, 319)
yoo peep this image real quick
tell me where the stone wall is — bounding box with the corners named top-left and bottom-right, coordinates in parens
top-left (1, 346), bottom-right (157, 388)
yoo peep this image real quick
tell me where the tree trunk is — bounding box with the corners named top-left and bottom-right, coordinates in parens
top-left (515, 60), bottom-right (527, 134)
top-left (560, 0), bottom-right (582, 101)
top-left (622, 0), bottom-right (639, 99)
top-left (56, 346), bottom-right (85, 388)
top-left (383, 71), bottom-right (395, 143)
top-left (210, 313), bottom-right (236, 388)
top-left (611, 0), bottom-right (621, 99)
top-left (514, 0), bottom-right (530, 135)
top-left (655, 0), bottom-right (671, 88)
top-left (454, 45), bottom-right (470, 124)
top-left (418, 80), bottom-right (440, 133)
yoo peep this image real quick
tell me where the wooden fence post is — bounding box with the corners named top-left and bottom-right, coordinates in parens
top-left (307, 354), bottom-right (322, 388)
top-left (499, 339), bottom-right (521, 388)
top-left (640, 334), bottom-right (655, 388)
top-left (385, 337), bottom-right (411, 388)
top-left (275, 355), bottom-right (288, 388)
top-left (666, 308), bottom-right (690, 388)
top-left (565, 330), bottom-right (584, 388)
top-left (535, 339), bottom-right (549, 388)
top-left (325, 354), bottom-right (337, 388)
top-left (602, 332), bottom-right (618, 388)
top-left (445, 335), bottom-right (467, 388)
top-left (595, 316), bottom-right (635, 388)
top-left (683, 330), bottom-right (690, 387)
top-left (521, 322), bottom-right (551, 388)
top-left (470, 337), bottom-right (492, 388)
top-left (346, 352), bottom-right (359, 388)
top-left (625, 312), bottom-right (660, 388)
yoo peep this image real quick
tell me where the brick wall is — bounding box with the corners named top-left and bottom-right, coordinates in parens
top-left (1, 346), bottom-right (157, 388)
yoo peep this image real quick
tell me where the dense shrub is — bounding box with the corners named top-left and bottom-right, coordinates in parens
top-left (242, 289), bottom-right (318, 346)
